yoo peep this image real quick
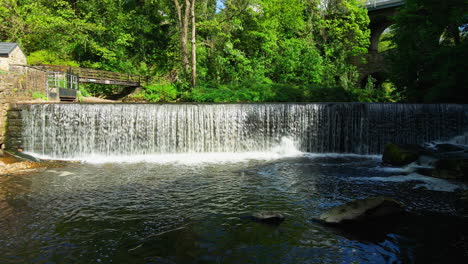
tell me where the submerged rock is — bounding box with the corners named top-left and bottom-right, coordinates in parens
top-left (414, 167), bottom-right (434, 177)
top-left (319, 197), bottom-right (405, 224)
top-left (251, 212), bottom-right (285, 224)
top-left (382, 143), bottom-right (421, 166)
top-left (417, 155), bottom-right (438, 167)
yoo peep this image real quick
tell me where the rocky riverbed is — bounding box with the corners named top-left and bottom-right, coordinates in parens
top-left (0, 152), bottom-right (63, 175)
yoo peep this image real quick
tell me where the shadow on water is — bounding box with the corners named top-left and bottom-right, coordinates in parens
top-left (317, 212), bottom-right (468, 264)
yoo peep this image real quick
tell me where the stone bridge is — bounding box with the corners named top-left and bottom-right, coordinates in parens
top-left (357, 0), bottom-right (405, 86)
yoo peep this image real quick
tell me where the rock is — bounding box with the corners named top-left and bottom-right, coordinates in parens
top-left (435, 143), bottom-right (467, 153)
top-left (382, 143), bottom-right (421, 166)
top-left (319, 197), bottom-right (405, 224)
top-left (432, 158), bottom-right (468, 181)
top-left (251, 212), bottom-right (285, 224)
top-left (6, 150), bottom-right (41, 162)
top-left (460, 190), bottom-right (468, 201)
top-left (415, 167), bottom-right (434, 176)
top-left (417, 155), bottom-right (438, 167)
top-left (455, 190), bottom-right (468, 216)
top-left (0, 161), bottom-right (46, 175)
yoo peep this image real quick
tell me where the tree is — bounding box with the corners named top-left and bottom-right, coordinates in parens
top-left (388, 0), bottom-right (467, 103)
top-left (0, 0), bottom-right (377, 102)
top-left (173, 0), bottom-right (197, 87)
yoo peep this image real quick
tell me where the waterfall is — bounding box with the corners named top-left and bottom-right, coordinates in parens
top-left (20, 103), bottom-right (467, 159)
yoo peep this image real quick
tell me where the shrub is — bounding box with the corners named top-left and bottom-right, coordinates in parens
top-left (143, 83), bottom-right (178, 102)
top-left (32, 92), bottom-right (48, 100)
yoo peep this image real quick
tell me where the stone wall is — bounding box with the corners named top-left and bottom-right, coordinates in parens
top-left (0, 103), bottom-right (9, 155)
top-left (0, 67), bottom-right (47, 154)
top-left (9, 47), bottom-right (27, 66)
top-left (0, 66), bottom-right (48, 104)
top-left (352, 51), bottom-right (389, 85)
top-left (3, 104), bottom-right (24, 152)
top-left (0, 58), bottom-right (8, 72)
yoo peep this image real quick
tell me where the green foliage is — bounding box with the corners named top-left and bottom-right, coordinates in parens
top-left (187, 82), bottom-right (303, 102)
top-left (388, 0), bottom-right (467, 103)
top-left (1, 0), bottom-right (380, 102)
top-left (32, 91), bottom-right (48, 100)
top-left (378, 27), bottom-right (395, 52)
top-left (350, 77), bottom-right (401, 102)
top-left (142, 83), bottom-right (179, 102)
top-left (194, 0), bottom-right (370, 101)
top-left (28, 50), bottom-right (79, 66)
top-left (78, 84), bottom-right (91, 97)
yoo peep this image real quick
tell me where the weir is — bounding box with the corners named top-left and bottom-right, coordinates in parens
top-left (6, 103), bottom-right (468, 159)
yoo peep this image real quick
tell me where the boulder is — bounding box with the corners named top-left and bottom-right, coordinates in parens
top-left (251, 212), bottom-right (285, 224)
top-left (382, 143), bottom-right (421, 166)
top-left (455, 190), bottom-right (468, 217)
top-left (319, 197), bottom-right (405, 224)
top-left (432, 158), bottom-right (468, 181)
top-left (415, 167), bottom-right (434, 177)
top-left (417, 155), bottom-right (438, 167)
top-left (434, 143), bottom-right (467, 153)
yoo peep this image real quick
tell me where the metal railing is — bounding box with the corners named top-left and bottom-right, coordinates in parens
top-left (34, 65), bottom-right (149, 85)
top-left (47, 71), bottom-right (78, 90)
top-left (365, 0), bottom-right (404, 9)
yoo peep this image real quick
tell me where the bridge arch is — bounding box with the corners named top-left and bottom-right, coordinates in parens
top-left (355, 1), bottom-right (404, 86)
top-left (369, 19), bottom-right (394, 52)
top-left (367, 3), bottom-right (400, 52)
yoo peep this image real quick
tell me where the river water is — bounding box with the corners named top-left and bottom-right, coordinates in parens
top-left (1, 149), bottom-right (467, 263)
top-left (2, 103), bottom-right (467, 263)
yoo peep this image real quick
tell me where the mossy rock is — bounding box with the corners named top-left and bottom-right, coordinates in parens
top-left (433, 158), bottom-right (468, 181)
top-left (382, 143), bottom-right (421, 166)
top-left (319, 196), bottom-right (405, 224)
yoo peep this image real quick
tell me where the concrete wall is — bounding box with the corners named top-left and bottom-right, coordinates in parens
top-left (0, 46), bottom-right (27, 72)
top-left (0, 67), bottom-right (47, 154)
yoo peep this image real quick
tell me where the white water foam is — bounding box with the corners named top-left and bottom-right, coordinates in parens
top-left (352, 173), bottom-right (466, 192)
top-left (26, 137), bottom-right (306, 164)
top-left (423, 132), bottom-right (468, 148)
top-left (372, 165), bottom-right (413, 173)
top-left (447, 132), bottom-right (468, 145)
top-left (25, 137), bottom-right (382, 165)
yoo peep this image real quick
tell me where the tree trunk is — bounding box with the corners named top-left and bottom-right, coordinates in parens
top-left (190, 0), bottom-right (197, 87)
top-left (173, 0), bottom-right (190, 76)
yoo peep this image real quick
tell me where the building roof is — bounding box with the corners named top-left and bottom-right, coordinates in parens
top-left (0, 42), bottom-right (20, 57)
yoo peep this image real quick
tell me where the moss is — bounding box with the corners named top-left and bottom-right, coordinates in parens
top-left (382, 143), bottom-right (419, 166)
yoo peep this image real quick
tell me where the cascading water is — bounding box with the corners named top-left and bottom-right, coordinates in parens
top-left (20, 103), bottom-right (467, 159)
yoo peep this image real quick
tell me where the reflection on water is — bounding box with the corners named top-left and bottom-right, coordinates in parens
top-left (0, 155), bottom-right (467, 263)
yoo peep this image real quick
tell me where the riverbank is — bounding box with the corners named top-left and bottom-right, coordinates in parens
top-left (0, 152), bottom-right (64, 175)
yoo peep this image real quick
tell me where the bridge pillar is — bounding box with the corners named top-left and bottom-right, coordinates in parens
top-left (356, 2), bottom-right (402, 87)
